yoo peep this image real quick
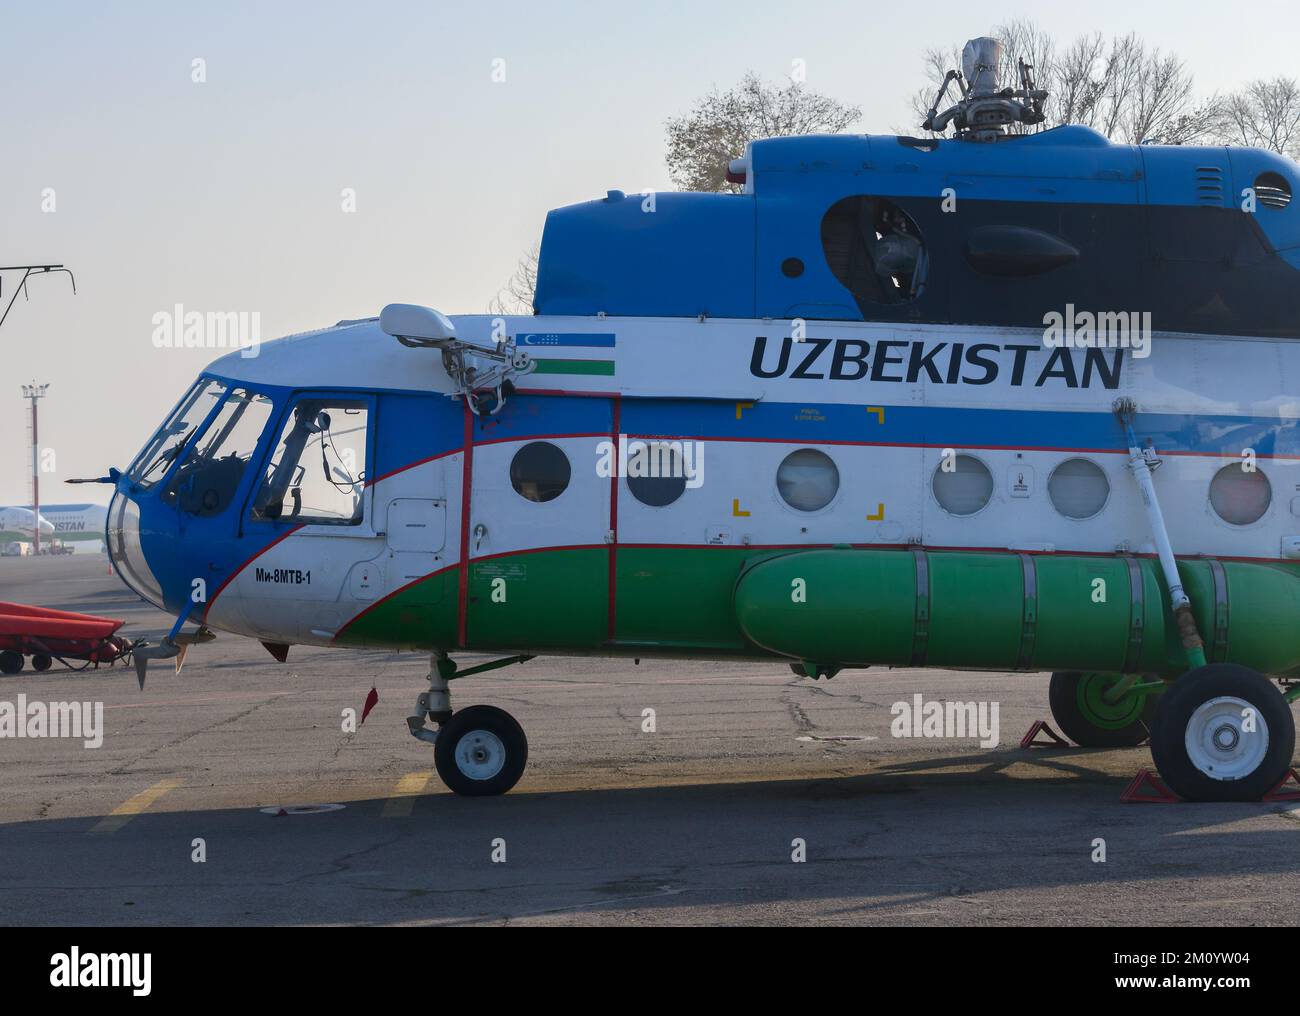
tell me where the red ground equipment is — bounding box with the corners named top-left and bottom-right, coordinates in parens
top-left (0, 601), bottom-right (133, 674)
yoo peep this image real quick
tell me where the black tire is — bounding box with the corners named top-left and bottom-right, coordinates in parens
top-left (30, 654), bottom-right (53, 673)
top-left (0, 650), bottom-right (23, 675)
top-left (1048, 671), bottom-right (1157, 748)
top-left (1151, 663), bottom-right (1295, 802)
top-left (433, 705), bottom-right (528, 797)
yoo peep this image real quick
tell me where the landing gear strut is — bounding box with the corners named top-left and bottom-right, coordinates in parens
top-left (407, 651), bottom-right (533, 796)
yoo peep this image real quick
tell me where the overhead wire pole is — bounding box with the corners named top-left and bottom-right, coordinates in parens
top-left (1, 264), bottom-right (75, 558)
top-left (0, 264), bottom-right (76, 332)
top-left (21, 383), bottom-right (49, 555)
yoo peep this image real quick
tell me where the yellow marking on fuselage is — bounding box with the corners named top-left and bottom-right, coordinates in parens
top-left (735, 401), bottom-right (754, 419)
top-left (866, 406), bottom-right (885, 424)
top-left (732, 498), bottom-right (751, 518)
top-left (866, 504), bottom-right (886, 521)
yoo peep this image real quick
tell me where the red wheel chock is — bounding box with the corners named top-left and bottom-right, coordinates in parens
top-left (1019, 719), bottom-right (1069, 749)
top-left (1119, 768), bottom-right (1300, 804)
top-left (1263, 768), bottom-right (1300, 802)
top-left (1120, 769), bottom-right (1180, 803)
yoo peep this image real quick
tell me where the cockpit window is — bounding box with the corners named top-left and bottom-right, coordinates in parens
top-left (251, 398), bottom-right (369, 526)
top-left (821, 196), bottom-right (927, 311)
top-left (128, 378), bottom-right (228, 489)
top-left (163, 389), bottom-right (273, 517)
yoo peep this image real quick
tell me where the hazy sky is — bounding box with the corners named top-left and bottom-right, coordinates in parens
top-left (2, 0), bottom-right (1295, 505)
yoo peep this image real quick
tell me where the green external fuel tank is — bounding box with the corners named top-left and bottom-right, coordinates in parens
top-left (732, 548), bottom-right (1300, 677)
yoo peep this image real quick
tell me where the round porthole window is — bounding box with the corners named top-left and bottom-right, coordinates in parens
top-left (781, 257), bottom-right (805, 278)
top-left (1048, 458), bottom-right (1110, 520)
top-left (777, 449), bottom-right (839, 512)
top-left (509, 441), bottom-right (570, 503)
top-left (626, 442), bottom-right (687, 507)
top-left (932, 454), bottom-right (993, 516)
top-left (1209, 463), bottom-right (1271, 525)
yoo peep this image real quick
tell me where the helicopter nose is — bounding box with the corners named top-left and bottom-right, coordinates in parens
top-left (106, 491), bottom-right (167, 608)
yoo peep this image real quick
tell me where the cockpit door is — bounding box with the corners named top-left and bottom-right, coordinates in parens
top-left (235, 392), bottom-right (383, 640)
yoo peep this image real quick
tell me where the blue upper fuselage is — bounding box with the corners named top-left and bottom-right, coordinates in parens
top-left (535, 126), bottom-right (1300, 337)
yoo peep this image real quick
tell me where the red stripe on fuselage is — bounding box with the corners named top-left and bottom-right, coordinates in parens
top-left (608, 398), bottom-right (621, 641)
top-left (457, 403), bottom-right (474, 648)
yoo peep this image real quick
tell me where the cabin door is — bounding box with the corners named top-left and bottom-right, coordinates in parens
top-left (462, 395), bottom-right (613, 652)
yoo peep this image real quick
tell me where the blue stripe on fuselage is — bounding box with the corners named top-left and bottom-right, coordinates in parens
top-left (619, 398), bottom-right (1300, 458)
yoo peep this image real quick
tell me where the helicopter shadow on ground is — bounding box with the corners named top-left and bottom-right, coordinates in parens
top-left (3, 746), bottom-right (1297, 926)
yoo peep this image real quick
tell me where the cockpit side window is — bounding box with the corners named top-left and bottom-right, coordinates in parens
top-left (127, 378), bottom-right (228, 489)
top-left (163, 389), bottom-right (274, 517)
top-left (821, 196), bottom-right (927, 311)
top-left (251, 397), bottom-right (369, 526)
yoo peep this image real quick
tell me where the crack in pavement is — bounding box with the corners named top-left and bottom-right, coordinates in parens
top-left (106, 694), bottom-right (287, 776)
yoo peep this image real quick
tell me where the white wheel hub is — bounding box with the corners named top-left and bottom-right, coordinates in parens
top-left (1184, 696), bottom-right (1269, 781)
top-left (454, 729), bottom-right (506, 781)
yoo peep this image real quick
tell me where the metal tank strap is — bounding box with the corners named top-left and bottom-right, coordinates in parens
top-left (1121, 555), bottom-right (1147, 675)
top-left (1016, 554), bottom-right (1038, 670)
top-left (910, 547), bottom-right (930, 667)
top-left (1206, 558), bottom-right (1230, 663)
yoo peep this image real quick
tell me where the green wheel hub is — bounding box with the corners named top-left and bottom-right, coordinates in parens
top-left (1076, 672), bottom-right (1148, 730)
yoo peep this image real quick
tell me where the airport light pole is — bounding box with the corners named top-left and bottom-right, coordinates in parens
top-left (21, 382), bottom-right (49, 555)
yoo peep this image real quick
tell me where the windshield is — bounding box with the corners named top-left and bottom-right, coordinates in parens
top-left (163, 388), bottom-right (274, 517)
top-left (127, 379), bottom-right (228, 489)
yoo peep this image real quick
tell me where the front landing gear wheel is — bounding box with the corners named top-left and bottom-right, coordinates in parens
top-left (0, 650), bottom-right (23, 675)
top-left (1151, 664), bottom-right (1295, 802)
top-left (433, 705), bottom-right (528, 797)
top-left (1048, 671), bottom-right (1157, 748)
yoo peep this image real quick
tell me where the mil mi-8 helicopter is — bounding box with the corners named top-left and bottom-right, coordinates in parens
top-left (90, 38), bottom-right (1300, 799)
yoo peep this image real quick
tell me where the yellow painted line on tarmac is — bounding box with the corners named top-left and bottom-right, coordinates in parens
top-left (381, 771), bottom-right (433, 817)
top-left (88, 778), bottom-right (185, 834)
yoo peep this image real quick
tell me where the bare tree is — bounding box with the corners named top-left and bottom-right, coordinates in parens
top-left (1124, 47), bottom-right (1218, 144)
top-left (487, 243), bottom-right (539, 316)
top-left (1220, 77), bottom-right (1300, 157)
top-left (665, 72), bottom-right (861, 193)
top-left (994, 19), bottom-right (1056, 133)
top-left (906, 46), bottom-right (962, 134)
top-left (1052, 32), bottom-right (1108, 130)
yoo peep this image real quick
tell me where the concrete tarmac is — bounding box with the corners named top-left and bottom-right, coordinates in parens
top-left (1, 555), bottom-right (1297, 926)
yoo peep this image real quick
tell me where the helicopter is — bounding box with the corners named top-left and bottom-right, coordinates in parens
top-left (91, 38), bottom-right (1300, 799)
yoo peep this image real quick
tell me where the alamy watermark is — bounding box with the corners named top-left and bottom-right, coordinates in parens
top-left (50, 948), bottom-right (150, 996)
top-left (1043, 304), bottom-right (1151, 359)
top-left (0, 695), bottom-right (103, 748)
top-left (890, 693), bottom-right (1000, 748)
top-left (151, 304), bottom-right (261, 358)
top-left (595, 436), bottom-right (704, 487)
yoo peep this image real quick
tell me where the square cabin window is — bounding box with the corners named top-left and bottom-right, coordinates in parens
top-left (251, 398), bottom-right (369, 526)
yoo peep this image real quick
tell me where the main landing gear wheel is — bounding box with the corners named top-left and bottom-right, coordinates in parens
top-left (31, 654), bottom-right (53, 673)
top-left (0, 650), bottom-right (23, 675)
top-left (1048, 671), bottom-right (1157, 748)
top-left (1150, 664), bottom-right (1295, 802)
top-left (433, 705), bottom-right (528, 797)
